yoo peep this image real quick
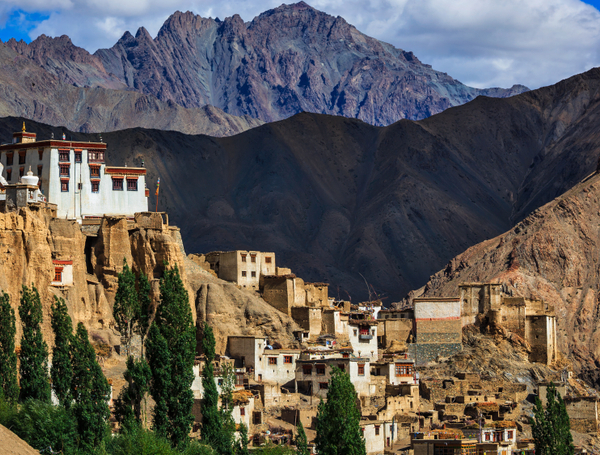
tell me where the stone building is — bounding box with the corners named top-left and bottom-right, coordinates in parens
top-left (295, 357), bottom-right (371, 398)
top-left (205, 250), bottom-right (276, 290)
top-left (409, 297), bottom-right (463, 363)
top-left (348, 314), bottom-right (378, 360)
top-left (0, 125), bottom-right (148, 219)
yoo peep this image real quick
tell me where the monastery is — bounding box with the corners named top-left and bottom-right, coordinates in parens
top-left (0, 124), bottom-right (148, 219)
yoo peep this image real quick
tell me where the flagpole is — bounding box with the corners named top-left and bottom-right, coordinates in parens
top-left (155, 177), bottom-right (160, 212)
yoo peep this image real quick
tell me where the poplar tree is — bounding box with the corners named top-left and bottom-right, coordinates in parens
top-left (19, 285), bottom-right (51, 403)
top-left (315, 367), bottom-right (366, 455)
top-left (50, 296), bottom-right (73, 407)
top-left (146, 323), bottom-right (171, 438)
top-left (137, 272), bottom-right (152, 350)
top-left (147, 264), bottom-right (195, 447)
top-left (114, 355), bottom-right (152, 430)
top-left (113, 260), bottom-right (139, 356)
top-left (0, 291), bottom-right (18, 403)
top-left (296, 420), bottom-right (309, 455)
top-left (237, 423), bottom-right (249, 455)
top-left (71, 322), bottom-right (111, 449)
top-left (531, 382), bottom-right (574, 455)
top-left (200, 323), bottom-right (223, 450)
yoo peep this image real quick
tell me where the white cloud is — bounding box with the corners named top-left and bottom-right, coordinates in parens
top-left (1, 0), bottom-right (599, 89)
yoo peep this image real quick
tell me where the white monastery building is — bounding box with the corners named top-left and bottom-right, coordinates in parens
top-left (0, 125), bottom-right (148, 219)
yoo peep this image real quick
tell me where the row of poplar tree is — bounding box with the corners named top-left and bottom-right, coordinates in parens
top-left (0, 261), bottom-right (369, 454)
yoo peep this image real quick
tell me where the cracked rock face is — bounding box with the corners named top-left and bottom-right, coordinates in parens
top-left (5, 3), bottom-right (526, 128)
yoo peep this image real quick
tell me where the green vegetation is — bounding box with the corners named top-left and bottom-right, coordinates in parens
top-left (51, 296), bottom-right (74, 407)
top-left (295, 421), bottom-right (309, 455)
top-left (147, 265), bottom-right (195, 447)
top-left (0, 291), bottom-right (18, 403)
top-left (531, 382), bottom-right (574, 455)
top-left (114, 356), bottom-right (152, 430)
top-left (71, 322), bottom-right (111, 450)
top-left (315, 366), bottom-right (366, 455)
top-left (236, 423), bottom-right (249, 455)
top-left (113, 260), bottom-right (141, 355)
top-left (18, 285), bottom-right (51, 403)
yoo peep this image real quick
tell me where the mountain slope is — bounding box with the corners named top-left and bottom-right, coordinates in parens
top-left (5, 2), bottom-right (527, 127)
top-left (405, 170), bottom-right (600, 386)
top-left (0, 68), bottom-right (597, 303)
top-left (0, 41), bottom-right (262, 136)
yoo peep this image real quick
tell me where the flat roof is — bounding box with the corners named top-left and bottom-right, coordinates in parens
top-left (0, 140), bottom-right (106, 151)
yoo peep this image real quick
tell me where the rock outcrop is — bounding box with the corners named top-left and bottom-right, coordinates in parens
top-left (0, 208), bottom-right (299, 354)
top-left (4, 3), bottom-right (527, 128)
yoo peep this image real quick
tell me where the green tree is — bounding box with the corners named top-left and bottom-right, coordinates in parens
top-left (295, 420), bottom-right (309, 455)
top-left (236, 423), bottom-right (249, 455)
top-left (114, 260), bottom-right (140, 355)
top-left (0, 292), bottom-right (19, 403)
top-left (137, 272), bottom-right (152, 350)
top-left (114, 356), bottom-right (152, 431)
top-left (71, 322), bottom-right (111, 450)
top-left (147, 323), bottom-right (171, 439)
top-left (219, 362), bottom-right (237, 455)
top-left (200, 323), bottom-right (224, 451)
top-left (531, 382), bottom-right (574, 455)
top-left (50, 296), bottom-right (73, 407)
top-left (147, 264), bottom-right (195, 447)
top-left (315, 366), bottom-right (365, 455)
top-left (19, 285), bottom-right (51, 403)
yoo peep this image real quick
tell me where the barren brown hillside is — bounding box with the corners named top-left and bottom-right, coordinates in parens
top-left (407, 170), bottom-right (600, 386)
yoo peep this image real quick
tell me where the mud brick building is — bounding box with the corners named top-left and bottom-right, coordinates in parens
top-left (205, 250), bottom-right (276, 290)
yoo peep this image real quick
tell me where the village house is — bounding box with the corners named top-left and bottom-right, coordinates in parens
top-left (0, 125), bottom-right (148, 219)
top-left (348, 313), bottom-right (379, 360)
top-left (204, 250), bottom-right (276, 290)
top-left (295, 357), bottom-right (371, 398)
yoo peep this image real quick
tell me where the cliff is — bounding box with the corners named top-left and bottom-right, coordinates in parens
top-left (0, 207), bottom-right (298, 354)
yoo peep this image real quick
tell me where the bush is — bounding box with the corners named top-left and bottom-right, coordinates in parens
top-left (105, 426), bottom-right (214, 455)
top-left (2, 399), bottom-right (78, 454)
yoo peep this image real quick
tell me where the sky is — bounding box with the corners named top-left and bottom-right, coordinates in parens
top-left (0, 0), bottom-right (600, 90)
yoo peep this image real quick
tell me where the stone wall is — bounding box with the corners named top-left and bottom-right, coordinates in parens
top-left (566, 398), bottom-right (599, 434)
top-left (408, 343), bottom-right (462, 364)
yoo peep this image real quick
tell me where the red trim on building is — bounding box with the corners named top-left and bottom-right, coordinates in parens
top-left (104, 167), bottom-right (146, 176)
top-left (0, 141), bottom-right (106, 152)
top-left (415, 317), bottom-right (461, 321)
top-left (52, 260), bottom-right (73, 265)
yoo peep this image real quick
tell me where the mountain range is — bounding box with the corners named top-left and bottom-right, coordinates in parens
top-left (2, 67), bottom-right (597, 303)
top-left (1, 2), bottom-right (527, 134)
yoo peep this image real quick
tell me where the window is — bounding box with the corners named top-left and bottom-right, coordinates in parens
top-left (240, 407), bottom-right (245, 416)
top-left (265, 256), bottom-right (272, 263)
top-left (112, 177), bottom-right (123, 191)
top-left (284, 356), bottom-right (292, 364)
top-left (61, 180), bottom-right (69, 192)
top-left (6, 169), bottom-right (11, 181)
top-left (90, 166), bottom-right (100, 177)
top-left (241, 271), bottom-right (247, 277)
top-left (302, 366), bottom-right (312, 375)
top-left (396, 364), bottom-right (413, 376)
top-left (251, 254), bottom-right (256, 263)
top-left (360, 327), bottom-right (369, 335)
top-left (91, 180), bottom-right (100, 193)
top-left (19, 167), bottom-right (24, 178)
top-left (54, 267), bottom-right (63, 282)
top-left (338, 364), bottom-right (345, 372)
top-left (358, 364), bottom-right (365, 376)
top-left (18, 151), bottom-right (25, 164)
top-left (316, 364), bottom-right (325, 375)
top-left (371, 329), bottom-right (375, 335)
top-left (485, 433), bottom-right (490, 441)
top-left (127, 178), bottom-right (138, 191)
top-left (268, 357), bottom-right (277, 365)
top-left (343, 353), bottom-right (349, 359)
top-left (251, 271), bottom-right (256, 278)
top-left (59, 164), bottom-right (70, 177)
top-left (507, 431), bottom-right (513, 439)
top-left (353, 329), bottom-right (358, 336)
top-left (38, 149), bottom-right (43, 161)
top-left (319, 382), bottom-right (328, 390)
top-left (218, 378), bottom-right (223, 386)
top-left (241, 253), bottom-right (247, 262)
top-left (37, 165), bottom-right (42, 177)
top-left (88, 150), bottom-right (105, 162)
top-left (59, 150), bottom-right (69, 162)
top-left (375, 426), bottom-right (380, 436)
top-left (6, 153), bottom-right (13, 166)
top-left (75, 151), bottom-right (81, 162)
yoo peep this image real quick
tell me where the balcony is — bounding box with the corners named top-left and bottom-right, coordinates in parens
top-left (359, 334), bottom-right (373, 340)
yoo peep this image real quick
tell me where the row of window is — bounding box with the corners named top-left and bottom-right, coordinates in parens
top-left (60, 178), bottom-right (137, 193)
top-left (240, 253), bottom-right (272, 263)
top-left (3, 149), bottom-right (105, 166)
top-left (59, 164), bottom-right (101, 178)
top-left (241, 271), bottom-right (257, 278)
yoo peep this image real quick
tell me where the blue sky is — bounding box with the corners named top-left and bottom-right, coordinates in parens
top-left (1, 0), bottom-right (600, 90)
